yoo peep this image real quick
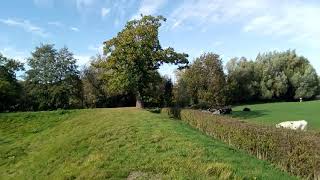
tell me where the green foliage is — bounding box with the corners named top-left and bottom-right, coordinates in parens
top-left (81, 55), bottom-right (109, 108)
top-left (25, 44), bottom-right (82, 110)
top-left (0, 108), bottom-right (293, 179)
top-left (175, 53), bottom-right (228, 108)
top-left (226, 57), bottom-right (260, 103)
top-left (225, 50), bottom-right (319, 104)
top-left (162, 108), bottom-right (320, 179)
top-left (0, 53), bottom-right (24, 111)
top-left (256, 50), bottom-right (319, 100)
top-left (173, 71), bottom-right (191, 107)
top-left (100, 15), bottom-right (188, 107)
top-left (163, 77), bottom-right (173, 107)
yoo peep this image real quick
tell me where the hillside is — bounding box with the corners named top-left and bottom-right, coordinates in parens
top-left (0, 108), bottom-right (295, 179)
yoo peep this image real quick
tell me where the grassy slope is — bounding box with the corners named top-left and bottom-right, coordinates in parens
top-left (232, 100), bottom-right (320, 130)
top-left (0, 108), bottom-right (294, 179)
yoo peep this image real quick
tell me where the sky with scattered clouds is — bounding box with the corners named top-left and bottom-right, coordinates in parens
top-left (1, 0), bottom-right (320, 80)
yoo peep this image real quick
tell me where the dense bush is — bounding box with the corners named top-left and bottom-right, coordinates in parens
top-left (161, 108), bottom-right (320, 179)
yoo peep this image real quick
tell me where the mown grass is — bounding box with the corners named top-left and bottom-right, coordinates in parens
top-left (0, 108), bottom-right (294, 179)
top-left (231, 100), bottom-right (320, 130)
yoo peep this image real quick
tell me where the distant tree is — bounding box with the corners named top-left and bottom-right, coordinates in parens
top-left (226, 57), bottom-right (260, 103)
top-left (258, 59), bottom-right (288, 99)
top-left (174, 70), bottom-right (191, 107)
top-left (318, 76), bottom-right (320, 95)
top-left (197, 53), bottom-right (228, 107)
top-left (163, 77), bottom-right (173, 107)
top-left (82, 54), bottom-right (138, 108)
top-left (177, 53), bottom-right (228, 108)
top-left (81, 55), bottom-right (109, 108)
top-left (291, 64), bottom-right (319, 99)
top-left (141, 71), bottom-right (165, 107)
top-left (0, 53), bottom-right (24, 111)
top-left (25, 44), bottom-right (82, 110)
top-left (256, 50), bottom-right (319, 100)
top-left (100, 15), bottom-right (188, 108)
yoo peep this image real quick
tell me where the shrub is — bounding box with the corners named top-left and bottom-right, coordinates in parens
top-left (161, 108), bottom-right (320, 179)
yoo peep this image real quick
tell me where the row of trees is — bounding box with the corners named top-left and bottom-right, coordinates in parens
top-left (175, 50), bottom-right (320, 108)
top-left (1, 15), bottom-right (319, 112)
top-left (1, 15), bottom-right (185, 112)
top-left (0, 47), bottom-right (176, 111)
top-left (1, 45), bottom-right (83, 111)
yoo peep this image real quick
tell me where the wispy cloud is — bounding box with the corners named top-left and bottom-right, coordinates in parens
top-left (170, 0), bottom-right (320, 46)
top-left (131, 0), bottom-right (167, 20)
top-left (70, 27), bottom-right (80, 32)
top-left (170, 0), bottom-right (268, 29)
top-left (0, 46), bottom-right (28, 63)
top-left (88, 44), bottom-right (103, 54)
top-left (0, 18), bottom-right (48, 37)
top-left (76, 0), bottom-right (95, 11)
top-left (48, 21), bottom-right (63, 27)
top-left (33, 0), bottom-right (54, 8)
top-left (74, 54), bottom-right (91, 66)
top-left (243, 3), bottom-right (320, 46)
top-left (101, 7), bottom-right (110, 18)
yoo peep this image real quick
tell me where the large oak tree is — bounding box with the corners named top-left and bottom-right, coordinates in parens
top-left (101, 15), bottom-right (188, 108)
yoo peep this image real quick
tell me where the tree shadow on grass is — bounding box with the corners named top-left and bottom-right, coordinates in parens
top-left (230, 110), bottom-right (270, 120)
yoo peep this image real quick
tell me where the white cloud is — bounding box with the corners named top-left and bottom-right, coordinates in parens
top-left (110, 0), bottom-right (135, 26)
top-left (76, 0), bottom-right (95, 11)
top-left (170, 0), bottom-right (268, 29)
top-left (243, 3), bottom-right (320, 47)
top-left (48, 21), bottom-right (63, 27)
top-left (0, 18), bottom-right (48, 37)
top-left (0, 47), bottom-right (28, 63)
top-left (74, 55), bottom-right (91, 66)
top-left (70, 27), bottom-right (80, 32)
top-left (88, 44), bottom-right (104, 54)
top-left (170, 0), bottom-right (320, 46)
top-left (101, 7), bottom-right (110, 18)
top-left (131, 0), bottom-right (167, 20)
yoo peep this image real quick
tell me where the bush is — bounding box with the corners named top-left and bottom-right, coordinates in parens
top-left (161, 108), bottom-right (320, 179)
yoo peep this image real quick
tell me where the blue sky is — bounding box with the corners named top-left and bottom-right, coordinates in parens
top-left (1, 0), bottom-right (320, 80)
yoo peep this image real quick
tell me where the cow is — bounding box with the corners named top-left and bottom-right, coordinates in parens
top-left (275, 120), bottom-right (308, 131)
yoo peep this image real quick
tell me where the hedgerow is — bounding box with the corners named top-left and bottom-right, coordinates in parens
top-left (161, 108), bottom-right (320, 179)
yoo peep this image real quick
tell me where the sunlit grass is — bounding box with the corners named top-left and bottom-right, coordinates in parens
top-left (232, 100), bottom-right (320, 130)
top-left (0, 108), bottom-right (294, 179)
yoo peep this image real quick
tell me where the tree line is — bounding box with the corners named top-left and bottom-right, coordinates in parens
top-left (175, 51), bottom-right (320, 108)
top-left (1, 15), bottom-right (319, 112)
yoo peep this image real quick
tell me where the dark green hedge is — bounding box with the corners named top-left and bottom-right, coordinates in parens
top-left (161, 108), bottom-right (320, 179)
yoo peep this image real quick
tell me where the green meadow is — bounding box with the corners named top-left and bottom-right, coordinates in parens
top-left (0, 108), bottom-right (294, 179)
top-left (232, 100), bottom-right (320, 131)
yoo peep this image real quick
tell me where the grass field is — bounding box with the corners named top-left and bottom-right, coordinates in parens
top-left (232, 100), bottom-right (320, 130)
top-left (0, 108), bottom-right (294, 179)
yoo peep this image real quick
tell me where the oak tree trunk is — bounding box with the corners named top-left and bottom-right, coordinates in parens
top-left (135, 92), bottom-right (144, 108)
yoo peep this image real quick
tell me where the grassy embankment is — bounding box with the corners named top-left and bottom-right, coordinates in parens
top-left (0, 108), bottom-right (295, 179)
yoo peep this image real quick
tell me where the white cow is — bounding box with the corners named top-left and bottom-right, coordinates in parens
top-left (276, 120), bottom-right (308, 131)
